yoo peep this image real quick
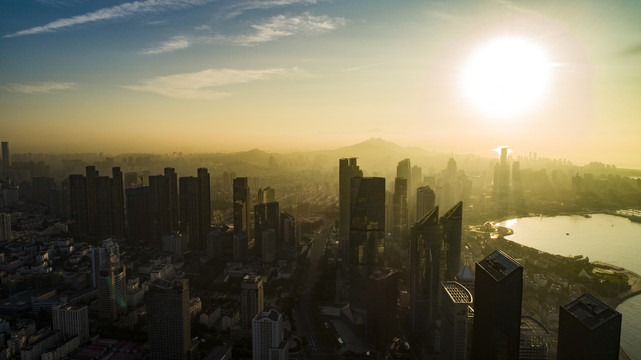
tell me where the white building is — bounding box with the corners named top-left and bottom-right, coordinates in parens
top-left (252, 309), bottom-right (288, 360)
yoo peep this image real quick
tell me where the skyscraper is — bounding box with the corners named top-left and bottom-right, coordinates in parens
top-left (150, 175), bottom-right (170, 249)
top-left (126, 186), bottom-right (153, 245)
top-left (441, 201), bottom-right (463, 281)
top-left (233, 177), bottom-right (251, 257)
top-left (349, 176), bottom-right (385, 309)
top-left (367, 268), bottom-right (399, 347)
top-left (520, 316), bottom-right (550, 360)
top-left (111, 167), bottom-right (125, 239)
top-left (68, 174), bottom-right (88, 238)
top-left (257, 186), bottom-right (275, 204)
top-left (164, 167), bottom-right (179, 232)
top-left (252, 309), bottom-right (287, 360)
top-left (557, 293), bottom-right (622, 360)
top-left (97, 246), bottom-right (126, 321)
top-left (147, 278), bottom-right (191, 360)
top-left (94, 176), bottom-right (113, 239)
top-left (392, 177), bottom-right (409, 249)
top-left (254, 201), bottom-right (279, 259)
top-left (197, 168), bottom-right (211, 250)
top-left (416, 186), bottom-right (436, 220)
top-left (179, 169), bottom-right (211, 252)
top-left (280, 212), bottom-right (296, 253)
top-left (1, 141), bottom-right (11, 173)
top-left (440, 281), bottom-right (474, 360)
top-left (0, 213), bottom-right (11, 242)
top-left (409, 206), bottom-right (440, 339)
top-left (85, 166), bottom-right (98, 241)
top-left (240, 274), bottom-right (264, 336)
top-left (471, 250), bottom-right (523, 360)
top-left (339, 158), bottom-right (362, 243)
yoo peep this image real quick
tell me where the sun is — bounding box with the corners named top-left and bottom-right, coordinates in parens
top-left (461, 36), bottom-right (552, 118)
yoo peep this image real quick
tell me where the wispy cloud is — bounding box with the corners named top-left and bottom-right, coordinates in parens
top-left (343, 63), bottom-right (384, 72)
top-left (219, 0), bottom-right (317, 19)
top-left (4, 81), bottom-right (76, 94)
top-left (124, 68), bottom-right (303, 99)
top-left (142, 36), bottom-right (191, 54)
top-left (4, 0), bottom-right (214, 38)
top-left (234, 13), bottom-right (345, 46)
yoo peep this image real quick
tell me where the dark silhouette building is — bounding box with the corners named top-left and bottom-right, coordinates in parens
top-left (339, 158), bottom-right (362, 266)
top-left (254, 201), bottom-right (279, 260)
top-left (520, 316), bottom-right (550, 360)
top-left (179, 168), bottom-right (210, 252)
top-left (164, 167), bottom-right (179, 232)
top-left (392, 177), bottom-right (409, 249)
top-left (126, 186), bottom-right (153, 245)
top-left (147, 278), bottom-right (191, 360)
top-left (349, 177), bottom-right (385, 309)
top-left (150, 175), bottom-right (170, 249)
top-left (471, 250), bottom-right (523, 360)
top-left (409, 206), bottom-right (440, 341)
top-left (557, 293), bottom-right (622, 360)
top-left (367, 268), bottom-right (399, 348)
top-left (233, 177), bottom-right (251, 260)
top-left (112, 167), bottom-right (125, 239)
top-left (68, 174), bottom-right (88, 238)
top-left (416, 185), bottom-right (436, 220)
top-left (441, 201), bottom-right (463, 281)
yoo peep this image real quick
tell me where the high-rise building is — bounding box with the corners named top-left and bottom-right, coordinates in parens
top-left (85, 166), bottom-right (98, 241)
top-left (111, 167), bottom-right (125, 239)
top-left (91, 238), bottom-right (120, 288)
top-left (280, 212), bottom-right (297, 252)
top-left (493, 147), bottom-right (511, 196)
top-left (0, 213), bottom-right (11, 242)
top-left (339, 158), bottom-right (362, 252)
top-left (150, 175), bottom-right (170, 249)
top-left (409, 206), bottom-right (440, 340)
top-left (68, 174), bottom-right (88, 238)
top-left (257, 186), bottom-right (275, 204)
top-left (254, 201), bottom-right (279, 258)
top-left (349, 177), bottom-right (385, 309)
top-left (392, 177), bottom-right (409, 249)
top-left (471, 250), bottom-right (523, 360)
top-left (126, 186), bottom-right (153, 245)
top-left (416, 186), bottom-right (436, 220)
top-left (261, 229), bottom-right (276, 262)
top-left (440, 281), bottom-right (474, 360)
top-left (164, 167), bottom-right (179, 232)
top-left (240, 274), bottom-right (264, 336)
top-left (94, 176), bottom-right (113, 240)
top-left (557, 293), bottom-right (622, 360)
top-left (367, 268), bottom-right (399, 347)
top-left (147, 278), bottom-right (191, 360)
top-left (233, 177), bottom-right (251, 256)
top-left (520, 316), bottom-right (550, 360)
top-left (252, 309), bottom-right (287, 360)
top-left (97, 245), bottom-right (126, 321)
top-left (197, 168), bottom-right (211, 250)
top-left (52, 304), bottom-right (90, 342)
top-left (441, 201), bottom-right (463, 281)
top-left (456, 264), bottom-right (475, 298)
top-left (179, 169), bottom-right (211, 252)
top-left (1, 141), bottom-right (11, 173)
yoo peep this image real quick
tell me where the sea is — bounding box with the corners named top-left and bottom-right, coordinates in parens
top-left (497, 213), bottom-right (641, 360)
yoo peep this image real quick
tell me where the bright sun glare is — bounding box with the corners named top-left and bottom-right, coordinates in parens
top-left (461, 36), bottom-right (551, 118)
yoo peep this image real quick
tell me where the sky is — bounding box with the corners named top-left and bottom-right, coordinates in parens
top-left (1, 0), bottom-right (641, 167)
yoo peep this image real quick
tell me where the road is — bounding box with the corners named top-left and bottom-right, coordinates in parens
top-left (294, 222), bottom-right (337, 359)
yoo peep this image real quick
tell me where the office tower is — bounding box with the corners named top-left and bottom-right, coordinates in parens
top-left (367, 268), bottom-right (399, 347)
top-left (471, 250), bottom-right (523, 360)
top-left (150, 175), bottom-right (170, 249)
top-left (280, 212), bottom-right (296, 250)
top-left (179, 169), bottom-right (210, 252)
top-left (0, 213), bottom-right (11, 242)
top-left (98, 246), bottom-right (126, 320)
top-left (91, 238), bottom-right (120, 288)
top-left (339, 158), bottom-right (362, 241)
top-left (261, 229), bottom-right (276, 262)
top-left (233, 177), bottom-right (251, 253)
top-left (456, 264), bottom-right (475, 298)
top-left (409, 206), bottom-right (440, 339)
top-left (446, 157), bottom-right (458, 179)
top-left (1, 141), bottom-right (11, 172)
top-left (94, 176), bottom-right (113, 239)
top-left (392, 177), bottom-right (409, 249)
top-left (440, 281), bottom-right (474, 360)
top-left (397, 159), bottom-right (413, 219)
top-left (257, 186), bottom-right (275, 204)
top-left (520, 316), bottom-right (550, 360)
top-left (147, 278), bottom-right (191, 360)
top-left (441, 201), bottom-right (463, 281)
top-left (254, 201), bottom-right (279, 258)
top-left (557, 294), bottom-right (622, 360)
top-left (416, 186), bottom-right (436, 220)
top-left (233, 232), bottom-right (249, 262)
top-left (126, 186), bottom-right (153, 245)
top-left (85, 166), bottom-right (98, 240)
top-left (52, 304), bottom-right (90, 341)
top-left (241, 275), bottom-right (264, 336)
top-left (164, 167), bottom-right (179, 232)
top-left (349, 177), bottom-right (385, 309)
top-left (493, 147), bottom-right (511, 196)
top-left (252, 309), bottom-right (287, 360)
top-left (68, 174), bottom-right (88, 238)
top-left (111, 167), bottom-right (125, 239)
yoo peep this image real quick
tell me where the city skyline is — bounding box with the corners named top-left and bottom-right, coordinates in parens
top-left (2, 1), bottom-right (641, 168)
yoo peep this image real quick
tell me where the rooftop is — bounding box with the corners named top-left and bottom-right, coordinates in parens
top-left (442, 281), bottom-right (473, 303)
top-left (562, 293), bottom-right (621, 330)
top-left (478, 250), bottom-right (522, 281)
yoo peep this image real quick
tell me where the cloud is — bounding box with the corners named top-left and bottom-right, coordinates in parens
top-left (343, 63), bottom-right (384, 72)
top-left (142, 36), bottom-right (191, 54)
top-left (4, 81), bottom-right (76, 94)
top-left (234, 13), bottom-right (345, 46)
top-left (123, 67), bottom-right (303, 99)
top-left (219, 0), bottom-right (317, 19)
top-left (4, 0), bottom-right (214, 38)
top-left (617, 44), bottom-right (641, 58)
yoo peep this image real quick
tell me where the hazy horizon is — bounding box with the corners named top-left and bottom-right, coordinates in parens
top-left (2, 1), bottom-right (641, 167)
